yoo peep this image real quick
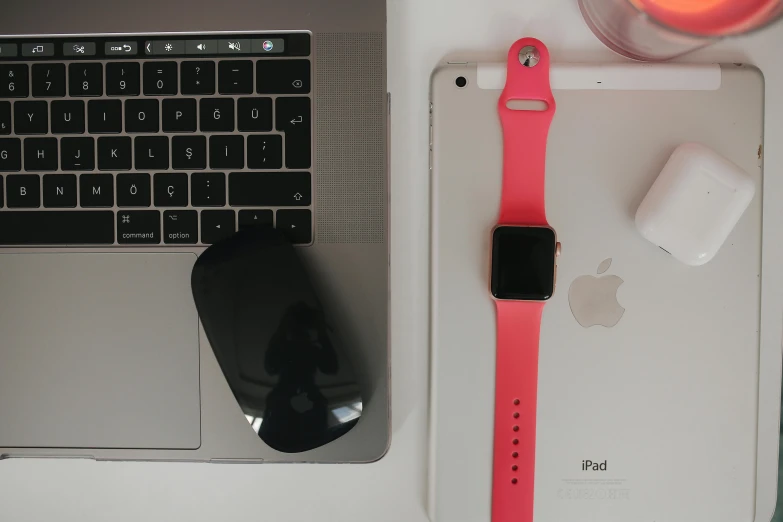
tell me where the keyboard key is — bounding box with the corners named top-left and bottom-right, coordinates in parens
top-left (135, 136), bottom-right (169, 170)
top-left (257, 59), bottom-right (310, 94)
top-left (201, 210), bottom-right (235, 244)
top-left (125, 99), bottom-right (160, 133)
top-left (0, 180), bottom-right (3, 207)
top-left (172, 135), bottom-right (206, 170)
top-left (191, 172), bottom-right (225, 206)
top-left (98, 136), bottom-right (132, 170)
top-left (117, 210), bottom-right (161, 244)
top-left (200, 98), bottom-right (234, 132)
top-left (61, 137), bottom-right (95, 171)
top-left (0, 102), bottom-right (10, 134)
top-left (229, 172), bottom-right (311, 207)
top-left (51, 100), bottom-right (86, 134)
top-left (69, 63), bottom-right (103, 96)
top-left (21, 43), bottom-right (54, 58)
top-left (239, 209), bottom-right (273, 229)
top-left (0, 211), bottom-right (115, 245)
top-left (252, 38), bottom-right (285, 54)
top-left (0, 44), bottom-right (17, 57)
top-left (144, 62), bottom-right (178, 95)
top-left (209, 135), bottom-right (244, 169)
top-left (24, 138), bottom-right (58, 171)
top-left (181, 61), bottom-right (215, 95)
top-left (163, 210), bottom-right (198, 244)
top-left (154, 173), bottom-right (188, 207)
top-left (152, 40), bottom-right (185, 56)
top-left (247, 135), bottom-right (282, 169)
top-left (79, 173), bottom-right (114, 207)
top-left (6, 174), bottom-right (41, 208)
top-left (284, 32), bottom-right (308, 56)
top-left (219, 60), bottom-right (253, 94)
top-left (117, 173), bottom-right (151, 207)
top-left (105, 42), bottom-right (138, 57)
top-left (185, 40), bottom-right (218, 55)
top-left (88, 100), bottom-right (123, 133)
top-left (43, 174), bottom-right (77, 208)
top-left (219, 39), bottom-right (252, 55)
top-left (276, 209), bottom-right (312, 244)
top-left (14, 101), bottom-right (49, 135)
top-left (162, 99), bottom-right (197, 132)
top-left (106, 62), bottom-right (140, 96)
top-left (0, 64), bottom-right (29, 98)
top-left (275, 97), bottom-right (311, 169)
top-left (238, 98), bottom-right (273, 132)
top-left (64, 42), bottom-right (97, 57)
top-left (0, 138), bottom-right (22, 171)
top-left (32, 63), bottom-right (66, 98)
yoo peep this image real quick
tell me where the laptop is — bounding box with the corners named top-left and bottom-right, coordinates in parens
top-left (0, 0), bottom-right (390, 463)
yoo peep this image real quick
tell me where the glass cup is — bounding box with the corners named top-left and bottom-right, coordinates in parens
top-left (579, 0), bottom-right (783, 61)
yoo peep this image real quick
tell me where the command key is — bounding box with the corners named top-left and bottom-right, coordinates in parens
top-left (118, 210), bottom-right (161, 244)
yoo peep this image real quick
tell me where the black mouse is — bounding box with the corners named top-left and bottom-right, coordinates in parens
top-left (191, 227), bottom-right (363, 453)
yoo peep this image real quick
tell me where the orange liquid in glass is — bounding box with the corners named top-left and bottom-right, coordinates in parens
top-left (630, 0), bottom-right (781, 35)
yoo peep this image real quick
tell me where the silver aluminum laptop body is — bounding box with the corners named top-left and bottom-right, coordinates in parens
top-left (0, 0), bottom-right (389, 463)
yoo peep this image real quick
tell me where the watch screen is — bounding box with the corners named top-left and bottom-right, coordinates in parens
top-left (491, 226), bottom-right (556, 301)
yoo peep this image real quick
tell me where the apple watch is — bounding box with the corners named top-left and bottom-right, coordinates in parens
top-left (490, 38), bottom-right (559, 522)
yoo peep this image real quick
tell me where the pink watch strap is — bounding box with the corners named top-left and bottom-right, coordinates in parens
top-left (492, 38), bottom-right (556, 522)
top-left (493, 300), bottom-right (545, 522)
top-left (497, 38), bottom-right (555, 228)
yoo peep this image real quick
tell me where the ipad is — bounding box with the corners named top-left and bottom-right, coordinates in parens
top-left (429, 62), bottom-right (780, 522)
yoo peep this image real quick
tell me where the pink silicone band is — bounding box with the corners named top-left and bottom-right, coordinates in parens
top-left (497, 38), bottom-right (555, 228)
top-left (492, 37), bottom-right (555, 522)
top-left (492, 300), bottom-right (545, 522)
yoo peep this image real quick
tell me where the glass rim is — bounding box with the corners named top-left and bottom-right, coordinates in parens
top-left (624, 0), bottom-right (783, 39)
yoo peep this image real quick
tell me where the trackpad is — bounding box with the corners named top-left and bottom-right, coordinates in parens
top-left (0, 253), bottom-right (201, 450)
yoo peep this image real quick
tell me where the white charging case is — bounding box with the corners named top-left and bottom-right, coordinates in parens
top-left (635, 142), bottom-right (756, 266)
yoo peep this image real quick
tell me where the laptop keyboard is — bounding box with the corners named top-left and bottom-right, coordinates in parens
top-left (0, 34), bottom-right (313, 246)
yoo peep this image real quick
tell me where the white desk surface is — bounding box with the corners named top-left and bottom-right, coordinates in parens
top-left (0, 1), bottom-right (781, 521)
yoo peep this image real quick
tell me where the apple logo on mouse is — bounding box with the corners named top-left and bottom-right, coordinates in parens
top-left (291, 390), bottom-right (315, 413)
top-left (568, 258), bottom-right (626, 328)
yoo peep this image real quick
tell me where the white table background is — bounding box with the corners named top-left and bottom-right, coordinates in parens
top-left (1, 1), bottom-right (781, 520)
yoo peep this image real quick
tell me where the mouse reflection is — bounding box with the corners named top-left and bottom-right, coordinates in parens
top-left (252, 302), bottom-right (362, 453)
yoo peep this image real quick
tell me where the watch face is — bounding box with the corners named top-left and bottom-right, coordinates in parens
top-left (491, 226), bottom-right (557, 301)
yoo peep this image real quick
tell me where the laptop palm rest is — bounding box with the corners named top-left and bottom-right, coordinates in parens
top-left (0, 253), bottom-right (201, 450)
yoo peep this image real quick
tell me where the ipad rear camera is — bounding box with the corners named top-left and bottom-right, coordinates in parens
top-left (456, 76), bottom-right (467, 88)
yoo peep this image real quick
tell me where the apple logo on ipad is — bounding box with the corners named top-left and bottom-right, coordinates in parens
top-left (568, 258), bottom-right (625, 328)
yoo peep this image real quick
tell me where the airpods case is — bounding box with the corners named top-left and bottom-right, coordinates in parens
top-left (635, 142), bottom-right (756, 266)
